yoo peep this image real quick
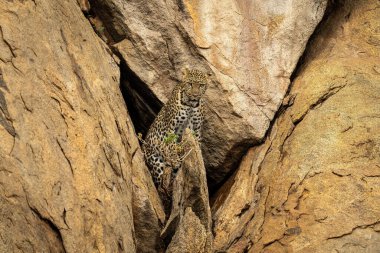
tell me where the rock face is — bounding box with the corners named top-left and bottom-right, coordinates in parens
top-left (90, 0), bottom-right (328, 185)
top-left (2, 0), bottom-right (379, 252)
top-left (212, 0), bottom-right (380, 252)
top-left (162, 130), bottom-right (212, 253)
top-left (0, 0), bottom-right (138, 252)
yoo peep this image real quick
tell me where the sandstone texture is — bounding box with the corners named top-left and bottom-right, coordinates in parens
top-left (212, 1), bottom-right (380, 252)
top-left (0, 0), bottom-right (138, 251)
top-left (162, 130), bottom-right (212, 253)
top-left (1, 0), bottom-right (379, 252)
top-left (90, 0), bottom-right (328, 185)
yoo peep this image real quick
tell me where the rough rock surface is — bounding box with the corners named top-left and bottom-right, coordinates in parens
top-left (162, 130), bottom-right (212, 253)
top-left (2, 0), bottom-right (379, 252)
top-left (0, 0), bottom-right (138, 252)
top-left (211, 148), bottom-right (260, 252)
top-left (212, 1), bottom-right (380, 252)
top-left (90, 0), bottom-right (328, 185)
top-left (166, 208), bottom-right (209, 253)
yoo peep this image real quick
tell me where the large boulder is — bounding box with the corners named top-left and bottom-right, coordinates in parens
top-left (90, 0), bottom-right (328, 185)
top-left (0, 0), bottom-right (138, 251)
top-left (161, 130), bottom-right (212, 253)
top-left (211, 0), bottom-right (380, 252)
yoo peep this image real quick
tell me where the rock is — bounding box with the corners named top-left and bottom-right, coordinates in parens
top-left (77, 0), bottom-right (90, 12)
top-left (166, 208), bottom-right (209, 253)
top-left (211, 0), bottom-right (380, 252)
top-left (0, 153), bottom-right (65, 253)
top-left (0, 1), bottom-right (138, 252)
top-left (161, 130), bottom-right (212, 253)
top-left (211, 148), bottom-right (260, 252)
top-left (90, 0), bottom-right (328, 186)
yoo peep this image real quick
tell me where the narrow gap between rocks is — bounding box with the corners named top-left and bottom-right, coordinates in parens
top-left (207, 141), bottom-right (252, 197)
top-left (118, 59), bottom-right (163, 137)
top-left (290, 0), bottom-right (344, 82)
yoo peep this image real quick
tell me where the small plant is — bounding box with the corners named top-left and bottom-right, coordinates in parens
top-left (138, 131), bottom-right (192, 172)
top-left (164, 132), bottom-right (179, 144)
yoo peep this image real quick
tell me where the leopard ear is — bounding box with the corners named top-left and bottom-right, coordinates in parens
top-left (181, 68), bottom-right (189, 78)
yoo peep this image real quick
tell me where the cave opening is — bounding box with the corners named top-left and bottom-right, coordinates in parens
top-left (118, 60), bottom-right (163, 138)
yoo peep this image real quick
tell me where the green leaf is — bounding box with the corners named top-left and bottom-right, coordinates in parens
top-left (164, 132), bottom-right (179, 144)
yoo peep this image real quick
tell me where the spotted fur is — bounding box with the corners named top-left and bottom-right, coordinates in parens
top-left (143, 69), bottom-right (208, 186)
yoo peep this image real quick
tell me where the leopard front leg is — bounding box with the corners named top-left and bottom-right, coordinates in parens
top-left (145, 149), bottom-right (165, 187)
top-left (189, 106), bottom-right (203, 141)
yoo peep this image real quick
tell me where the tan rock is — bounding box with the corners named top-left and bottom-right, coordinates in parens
top-left (212, 1), bottom-right (380, 252)
top-left (0, 153), bottom-right (65, 253)
top-left (166, 208), bottom-right (209, 253)
top-left (211, 147), bottom-right (261, 252)
top-left (91, 0), bottom-right (328, 185)
top-left (162, 130), bottom-right (212, 253)
top-left (0, 0), bottom-right (138, 252)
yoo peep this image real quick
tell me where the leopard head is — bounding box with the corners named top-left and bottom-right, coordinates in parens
top-left (180, 69), bottom-right (209, 106)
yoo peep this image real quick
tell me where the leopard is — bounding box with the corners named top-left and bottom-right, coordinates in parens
top-left (142, 68), bottom-right (209, 187)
